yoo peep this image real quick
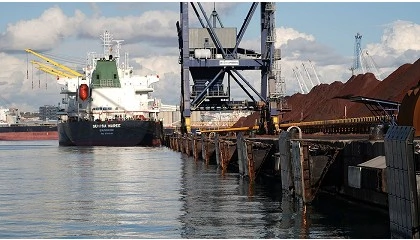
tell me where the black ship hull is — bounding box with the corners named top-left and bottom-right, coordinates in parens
top-left (0, 125), bottom-right (58, 140)
top-left (58, 120), bottom-right (163, 146)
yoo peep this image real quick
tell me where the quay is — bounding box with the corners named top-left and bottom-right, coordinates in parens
top-left (164, 125), bottom-right (420, 238)
top-left (170, 2), bottom-right (420, 238)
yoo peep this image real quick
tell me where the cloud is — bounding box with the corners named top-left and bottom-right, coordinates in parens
top-left (278, 21), bottom-right (420, 95)
top-left (276, 27), bottom-right (315, 47)
top-left (380, 20), bottom-right (420, 54)
top-left (0, 6), bottom-right (85, 52)
top-left (365, 20), bottom-right (420, 71)
top-left (0, 4), bottom-right (181, 111)
top-left (132, 55), bottom-right (181, 105)
top-left (1, 4), bottom-right (420, 112)
top-left (0, 5), bottom-right (179, 53)
top-left (79, 10), bottom-right (179, 45)
top-left (0, 52), bottom-right (63, 110)
top-left (272, 27), bottom-right (350, 94)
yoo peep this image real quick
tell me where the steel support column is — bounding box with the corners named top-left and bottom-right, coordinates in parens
top-left (260, 2), bottom-right (273, 101)
top-left (180, 2), bottom-right (191, 134)
top-left (178, 2), bottom-right (277, 134)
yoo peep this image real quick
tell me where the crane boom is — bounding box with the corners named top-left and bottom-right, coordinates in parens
top-left (308, 60), bottom-right (321, 85)
top-left (35, 66), bottom-right (62, 78)
top-left (365, 51), bottom-right (383, 80)
top-left (296, 66), bottom-right (310, 93)
top-left (25, 49), bottom-right (83, 78)
top-left (31, 60), bottom-right (77, 78)
top-left (292, 68), bottom-right (305, 94)
top-left (302, 63), bottom-right (315, 88)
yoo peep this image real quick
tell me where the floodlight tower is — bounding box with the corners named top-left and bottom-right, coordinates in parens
top-left (350, 32), bottom-right (382, 79)
top-left (351, 33), bottom-right (364, 75)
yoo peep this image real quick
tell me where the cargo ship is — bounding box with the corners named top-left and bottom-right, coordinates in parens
top-left (0, 124), bottom-right (58, 141)
top-left (46, 30), bottom-right (163, 146)
top-left (0, 108), bottom-right (58, 141)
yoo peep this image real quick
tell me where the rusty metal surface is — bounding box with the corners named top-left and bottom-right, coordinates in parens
top-left (193, 136), bottom-right (202, 161)
top-left (279, 131), bottom-right (293, 192)
top-left (203, 139), bottom-right (215, 165)
top-left (301, 144), bottom-right (312, 203)
top-left (246, 141), bottom-right (255, 182)
top-left (236, 132), bottom-right (247, 177)
top-left (186, 137), bottom-right (192, 156)
top-left (291, 141), bottom-right (302, 197)
top-left (310, 147), bottom-right (341, 202)
top-left (398, 87), bottom-right (420, 136)
top-left (219, 140), bottom-right (236, 173)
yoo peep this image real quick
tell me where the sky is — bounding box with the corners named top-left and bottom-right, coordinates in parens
top-left (0, 1), bottom-right (419, 112)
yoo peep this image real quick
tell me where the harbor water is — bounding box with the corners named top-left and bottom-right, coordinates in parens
top-left (0, 140), bottom-right (390, 238)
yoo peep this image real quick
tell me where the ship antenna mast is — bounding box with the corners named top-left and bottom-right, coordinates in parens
top-left (114, 40), bottom-right (124, 68)
top-left (100, 30), bottom-right (113, 59)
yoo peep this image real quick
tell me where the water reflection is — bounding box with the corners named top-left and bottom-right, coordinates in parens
top-left (178, 154), bottom-right (305, 238)
top-left (0, 141), bottom-right (390, 238)
top-left (178, 152), bottom-right (390, 239)
top-left (55, 146), bottom-right (184, 238)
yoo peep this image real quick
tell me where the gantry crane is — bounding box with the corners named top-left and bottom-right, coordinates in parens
top-left (177, 2), bottom-right (279, 135)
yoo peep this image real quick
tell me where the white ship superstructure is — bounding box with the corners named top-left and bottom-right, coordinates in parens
top-left (0, 108), bottom-right (19, 125)
top-left (57, 30), bottom-right (160, 122)
top-left (26, 30), bottom-right (163, 146)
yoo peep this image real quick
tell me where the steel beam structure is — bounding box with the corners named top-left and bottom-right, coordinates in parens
top-left (177, 2), bottom-right (276, 134)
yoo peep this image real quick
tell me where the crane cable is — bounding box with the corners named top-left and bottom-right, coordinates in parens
top-left (32, 58), bottom-right (35, 89)
top-left (26, 49), bottom-right (81, 87)
top-left (26, 52), bottom-right (32, 89)
top-left (42, 52), bottom-right (85, 66)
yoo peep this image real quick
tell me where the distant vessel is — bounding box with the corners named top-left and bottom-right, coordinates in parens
top-left (54, 30), bottom-right (163, 146)
top-left (0, 108), bottom-right (58, 141)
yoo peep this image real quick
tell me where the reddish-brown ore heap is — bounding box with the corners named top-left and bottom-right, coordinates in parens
top-left (233, 58), bottom-right (420, 127)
